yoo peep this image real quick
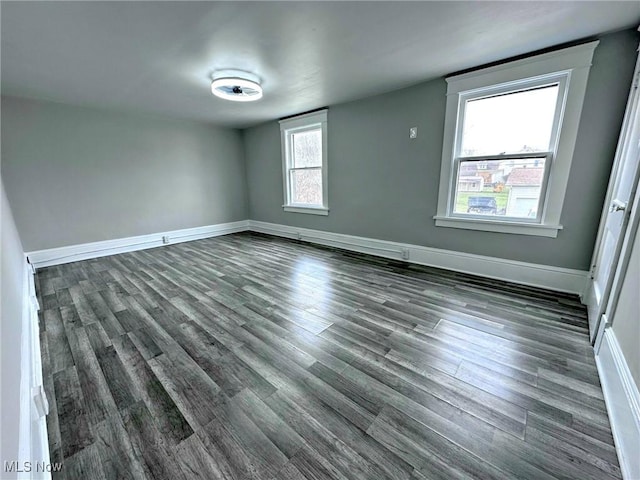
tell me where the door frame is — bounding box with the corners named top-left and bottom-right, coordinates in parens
top-left (595, 175), bottom-right (640, 351)
top-left (586, 45), bottom-right (640, 344)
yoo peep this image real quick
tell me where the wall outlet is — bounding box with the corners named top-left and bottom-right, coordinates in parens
top-left (162, 236), bottom-right (170, 244)
top-left (409, 127), bottom-right (418, 139)
top-left (401, 248), bottom-right (410, 260)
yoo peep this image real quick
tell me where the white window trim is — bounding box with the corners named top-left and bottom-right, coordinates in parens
top-left (280, 109), bottom-right (329, 215)
top-left (434, 41), bottom-right (599, 237)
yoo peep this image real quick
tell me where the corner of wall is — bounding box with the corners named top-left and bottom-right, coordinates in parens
top-left (238, 127), bottom-right (252, 220)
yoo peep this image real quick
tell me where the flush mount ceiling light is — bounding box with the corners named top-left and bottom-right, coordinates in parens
top-left (211, 70), bottom-right (263, 102)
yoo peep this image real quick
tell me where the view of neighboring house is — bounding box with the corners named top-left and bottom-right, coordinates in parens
top-left (458, 159), bottom-right (545, 217)
top-left (475, 161), bottom-right (507, 185)
top-left (457, 175), bottom-right (485, 191)
top-left (459, 160), bottom-right (506, 190)
top-left (505, 166), bottom-right (545, 217)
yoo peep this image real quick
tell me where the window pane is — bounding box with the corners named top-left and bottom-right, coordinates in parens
top-left (291, 168), bottom-right (322, 205)
top-left (460, 85), bottom-right (559, 156)
top-left (454, 157), bottom-right (546, 219)
top-left (293, 129), bottom-right (322, 168)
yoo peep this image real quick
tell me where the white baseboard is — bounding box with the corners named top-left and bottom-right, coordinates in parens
top-left (26, 220), bottom-right (250, 268)
top-left (595, 326), bottom-right (640, 480)
top-left (25, 218), bottom-right (587, 295)
top-left (18, 259), bottom-right (51, 479)
top-left (248, 220), bottom-right (588, 295)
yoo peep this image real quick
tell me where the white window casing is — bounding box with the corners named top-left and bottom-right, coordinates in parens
top-left (280, 109), bottom-right (329, 215)
top-left (434, 41), bottom-right (599, 237)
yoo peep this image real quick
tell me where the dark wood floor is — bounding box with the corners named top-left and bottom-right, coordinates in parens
top-left (37, 232), bottom-right (621, 480)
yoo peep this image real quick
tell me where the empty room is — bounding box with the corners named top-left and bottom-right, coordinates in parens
top-left (2, 1), bottom-right (640, 479)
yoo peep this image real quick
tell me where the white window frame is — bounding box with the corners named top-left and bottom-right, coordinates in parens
top-left (434, 41), bottom-right (599, 237)
top-left (280, 109), bottom-right (329, 215)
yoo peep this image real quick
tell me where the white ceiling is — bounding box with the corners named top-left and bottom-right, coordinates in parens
top-left (2, 1), bottom-right (639, 128)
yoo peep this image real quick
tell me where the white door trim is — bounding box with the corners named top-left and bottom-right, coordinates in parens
top-left (585, 46), bottom-right (640, 342)
top-left (595, 323), bottom-right (640, 480)
top-left (17, 259), bottom-right (51, 480)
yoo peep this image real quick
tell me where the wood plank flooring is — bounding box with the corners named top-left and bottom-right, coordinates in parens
top-left (37, 232), bottom-right (621, 479)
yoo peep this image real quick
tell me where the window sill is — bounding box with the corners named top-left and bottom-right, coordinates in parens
top-left (283, 205), bottom-right (329, 216)
top-left (433, 216), bottom-right (562, 238)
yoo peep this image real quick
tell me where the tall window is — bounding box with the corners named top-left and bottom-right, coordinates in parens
top-left (452, 79), bottom-right (564, 222)
top-left (435, 41), bottom-right (598, 237)
top-left (280, 110), bottom-right (329, 215)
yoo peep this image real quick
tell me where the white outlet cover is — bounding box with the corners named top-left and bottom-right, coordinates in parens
top-left (409, 127), bottom-right (417, 139)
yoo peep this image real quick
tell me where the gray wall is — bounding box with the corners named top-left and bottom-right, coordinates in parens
top-left (1, 178), bottom-right (26, 479)
top-left (244, 29), bottom-right (639, 270)
top-left (612, 225), bottom-right (639, 389)
top-left (1, 96), bottom-right (248, 251)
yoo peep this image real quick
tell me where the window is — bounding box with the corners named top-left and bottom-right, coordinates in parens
top-left (452, 80), bottom-right (561, 222)
top-left (280, 110), bottom-right (329, 215)
top-left (435, 41), bottom-right (598, 237)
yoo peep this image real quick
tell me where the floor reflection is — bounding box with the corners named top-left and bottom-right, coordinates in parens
top-left (288, 256), bottom-right (333, 333)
